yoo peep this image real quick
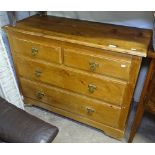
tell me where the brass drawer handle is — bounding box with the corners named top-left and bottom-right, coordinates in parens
top-left (36, 91), bottom-right (45, 99)
top-left (34, 69), bottom-right (42, 77)
top-left (31, 47), bottom-right (38, 56)
top-left (89, 62), bottom-right (99, 72)
top-left (86, 107), bottom-right (95, 115)
top-left (88, 84), bottom-right (97, 93)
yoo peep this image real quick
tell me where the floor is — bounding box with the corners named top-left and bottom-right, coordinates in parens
top-left (25, 102), bottom-right (155, 143)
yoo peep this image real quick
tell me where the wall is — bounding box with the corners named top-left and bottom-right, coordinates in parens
top-left (0, 12), bottom-right (24, 108)
top-left (0, 12), bottom-right (9, 27)
top-left (48, 11), bottom-right (154, 102)
top-left (47, 11), bottom-right (154, 29)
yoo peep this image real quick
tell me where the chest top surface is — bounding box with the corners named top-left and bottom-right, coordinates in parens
top-left (4, 15), bottom-right (152, 57)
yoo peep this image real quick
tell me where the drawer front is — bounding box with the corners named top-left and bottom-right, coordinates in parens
top-left (12, 37), bottom-right (62, 64)
top-left (20, 78), bottom-right (122, 128)
top-left (64, 48), bottom-right (132, 81)
top-left (14, 55), bottom-right (127, 105)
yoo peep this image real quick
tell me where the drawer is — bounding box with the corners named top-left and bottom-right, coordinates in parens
top-left (20, 78), bottom-right (122, 128)
top-left (14, 55), bottom-right (127, 106)
top-left (64, 48), bottom-right (132, 81)
top-left (12, 37), bottom-right (62, 64)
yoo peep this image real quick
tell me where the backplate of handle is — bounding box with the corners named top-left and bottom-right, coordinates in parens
top-left (89, 62), bottom-right (99, 72)
top-left (36, 91), bottom-right (45, 99)
top-left (31, 47), bottom-right (38, 56)
top-left (86, 107), bottom-right (95, 115)
top-left (34, 69), bottom-right (42, 77)
top-left (88, 84), bottom-right (97, 93)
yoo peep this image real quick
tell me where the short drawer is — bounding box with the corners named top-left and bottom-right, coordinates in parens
top-left (20, 78), bottom-right (122, 128)
top-left (12, 37), bottom-right (62, 64)
top-left (14, 55), bottom-right (127, 106)
top-left (64, 48), bottom-right (132, 81)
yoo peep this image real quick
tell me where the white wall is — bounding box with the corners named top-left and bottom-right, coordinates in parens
top-left (0, 12), bottom-right (9, 27)
top-left (48, 11), bottom-right (154, 102)
top-left (0, 12), bottom-right (24, 108)
top-left (47, 11), bottom-right (154, 29)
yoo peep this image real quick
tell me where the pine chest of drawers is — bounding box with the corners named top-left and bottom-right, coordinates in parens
top-left (4, 15), bottom-right (152, 140)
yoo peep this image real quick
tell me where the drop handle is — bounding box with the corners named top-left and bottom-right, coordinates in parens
top-left (31, 47), bottom-right (38, 56)
top-left (36, 91), bottom-right (45, 99)
top-left (86, 107), bottom-right (95, 115)
top-left (34, 69), bottom-right (42, 77)
top-left (89, 62), bottom-right (99, 72)
top-left (88, 84), bottom-right (97, 93)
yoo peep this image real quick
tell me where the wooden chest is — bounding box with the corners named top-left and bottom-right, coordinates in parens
top-left (4, 15), bottom-right (152, 140)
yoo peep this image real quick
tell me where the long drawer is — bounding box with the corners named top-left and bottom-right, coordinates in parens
top-left (20, 78), bottom-right (122, 128)
top-left (64, 48), bottom-right (132, 81)
top-left (12, 37), bottom-right (62, 64)
top-left (14, 55), bottom-right (127, 106)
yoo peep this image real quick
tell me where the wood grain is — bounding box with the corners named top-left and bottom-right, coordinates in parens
top-left (4, 15), bottom-right (152, 57)
top-left (13, 37), bottom-right (62, 64)
top-left (24, 97), bottom-right (124, 140)
top-left (13, 55), bottom-right (127, 106)
top-left (4, 15), bottom-right (151, 140)
top-left (64, 48), bottom-right (132, 81)
top-left (20, 78), bottom-right (122, 128)
top-left (118, 56), bottom-right (142, 130)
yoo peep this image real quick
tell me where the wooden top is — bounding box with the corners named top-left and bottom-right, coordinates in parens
top-left (4, 15), bottom-right (152, 57)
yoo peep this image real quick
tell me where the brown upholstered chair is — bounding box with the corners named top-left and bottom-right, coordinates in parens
top-left (0, 97), bottom-right (59, 143)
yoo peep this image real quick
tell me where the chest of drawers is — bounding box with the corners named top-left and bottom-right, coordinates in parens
top-left (4, 15), bottom-right (152, 140)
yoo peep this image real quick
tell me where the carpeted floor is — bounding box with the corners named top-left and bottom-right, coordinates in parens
top-left (25, 103), bottom-right (155, 143)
